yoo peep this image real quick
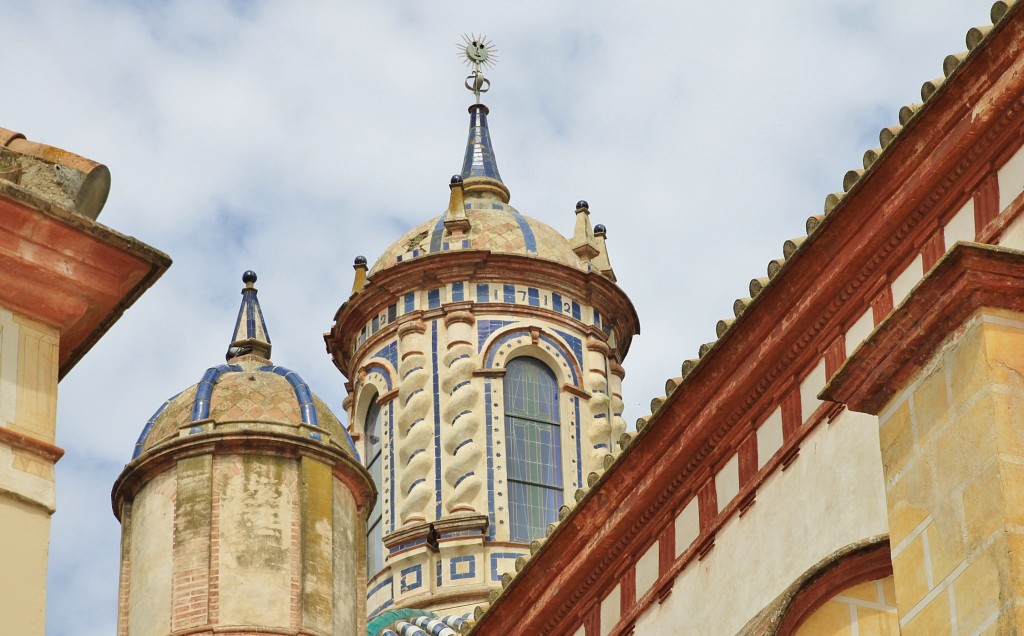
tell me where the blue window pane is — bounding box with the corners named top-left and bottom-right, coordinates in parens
top-left (365, 397), bottom-right (384, 575)
top-left (504, 358), bottom-right (562, 542)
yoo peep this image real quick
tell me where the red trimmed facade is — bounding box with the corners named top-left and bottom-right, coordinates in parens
top-left (471, 4), bottom-right (1024, 634)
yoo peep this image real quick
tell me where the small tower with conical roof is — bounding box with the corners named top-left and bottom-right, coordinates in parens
top-left (114, 272), bottom-right (375, 636)
top-left (325, 39), bottom-right (639, 625)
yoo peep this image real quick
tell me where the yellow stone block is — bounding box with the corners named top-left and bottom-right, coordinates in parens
top-left (931, 396), bottom-right (997, 498)
top-left (842, 579), bottom-right (881, 603)
top-left (1006, 532), bottom-right (1024, 596)
top-left (879, 400), bottom-right (914, 476)
top-left (926, 510), bottom-right (965, 586)
top-left (892, 533), bottom-right (931, 611)
top-left (912, 366), bottom-right (950, 438)
top-left (881, 575), bottom-right (897, 608)
top-left (991, 390), bottom-right (1024, 459)
top-left (903, 590), bottom-right (953, 636)
top-left (962, 459), bottom-right (1005, 551)
top-left (794, 599), bottom-right (852, 636)
top-left (951, 546), bottom-right (1002, 634)
top-left (855, 605), bottom-right (900, 636)
top-left (1000, 460), bottom-right (1024, 529)
top-left (948, 321), bottom-right (987, 405)
top-left (984, 322), bottom-right (1024, 385)
top-left (886, 465), bottom-right (932, 547)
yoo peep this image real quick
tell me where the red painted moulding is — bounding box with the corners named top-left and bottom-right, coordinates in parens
top-left (325, 249), bottom-right (641, 377)
top-left (0, 195), bottom-right (170, 378)
top-left (775, 540), bottom-right (893, 635)
top-left (473, 7), bottom-right (1024, 634)
top-left (822, 242), bottom-right (1024, 414)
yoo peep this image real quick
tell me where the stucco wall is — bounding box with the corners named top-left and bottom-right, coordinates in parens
top-left (333, 478), bottom-right (362, 634)
top-left (127, 470), bottom-right (174, 636)
top-left (218, 454), bottom-right (296, 628)
top-left (633, 409), bottom-right (889, 634)
top-left (0, 496), bottom-right (50, 635)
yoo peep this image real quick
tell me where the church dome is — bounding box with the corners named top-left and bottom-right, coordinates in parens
top-left (370, 203), bottom-right (580, 273)
top-left (369, 105), bottom-right (581, 275)
top-left (131, 271), bottom-right (357, 460)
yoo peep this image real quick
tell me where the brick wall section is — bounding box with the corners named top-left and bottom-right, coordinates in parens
top-left (172, 456), bottom-right (213, 631)
top-left (288, 460), bottom-right (302, 632)
top-left (209, 455), bottom-right (224, 626)
top-left (116, 502), bottom-right (132, 636)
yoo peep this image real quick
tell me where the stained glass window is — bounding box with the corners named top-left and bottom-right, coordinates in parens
top-left (365, 397), bottom-right (384, 576)
top-left (503, 357), bottom-right (563, 542)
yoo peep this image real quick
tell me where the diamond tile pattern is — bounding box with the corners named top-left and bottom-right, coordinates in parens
top-left (372, 207), bottom-right (580, 273)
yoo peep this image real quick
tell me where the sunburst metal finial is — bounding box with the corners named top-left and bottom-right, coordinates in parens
top-left (458, 34), bottom-right (498, 103)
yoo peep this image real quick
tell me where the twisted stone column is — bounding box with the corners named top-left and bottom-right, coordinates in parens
top-left (396, 321), bottom-right (432, 525)
top-left (440, 312), bottom-right (484, 514)
top-left (586, 338), bottom-right (612, 470)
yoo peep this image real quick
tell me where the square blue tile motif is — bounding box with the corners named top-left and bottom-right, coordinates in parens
top-left (528, 287), bottom-right (539, 307)
top-left (400, 565), bottom-right (422, 593)
top-left (450, 555), bottom-right (476, 581)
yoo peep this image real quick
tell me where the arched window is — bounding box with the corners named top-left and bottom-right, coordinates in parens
top-left (503, 357), bottom-right (563, 542)
top-left (365, 396), bottom-right (384, 576)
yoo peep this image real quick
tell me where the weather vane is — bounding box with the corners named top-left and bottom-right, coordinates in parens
top-left (458, 34), bottom-right (498, 103)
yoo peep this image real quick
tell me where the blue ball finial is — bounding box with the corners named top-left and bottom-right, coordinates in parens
top-left (242, 270), bottom-right (257, 285)
top-left (594, 224), bottom-right (606, 235)
top-left (576, 200), bottom-right (589, 210)
top-left (354, 255), bottom-right (367, 266)
top-left (451, 174), bottom-right (463, 184)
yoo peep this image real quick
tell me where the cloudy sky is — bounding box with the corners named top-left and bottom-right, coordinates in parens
top-left (1, 0), bottom-right (995, 633)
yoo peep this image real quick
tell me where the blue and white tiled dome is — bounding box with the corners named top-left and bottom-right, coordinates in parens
top-left (131, 271), bottom-right (357, 460)
top-left (370, 105), bottom-right (580, 274)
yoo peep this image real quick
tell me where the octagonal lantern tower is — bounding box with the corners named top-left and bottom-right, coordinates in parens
top-left (325, 58), bottom-right (639, 620)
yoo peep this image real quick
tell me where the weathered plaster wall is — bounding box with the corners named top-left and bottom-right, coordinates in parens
top-left (333, 478), bottom-right (362, 635)
top-left (127, 470), bottom-right (174, 636)
top-left (633, 409), bottom-right (889, 634)
top-left (218, 454), bottom-right (295, 628)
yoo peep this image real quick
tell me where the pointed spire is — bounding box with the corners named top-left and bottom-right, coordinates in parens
top-left (570, 200), bottom-right (601, 262)
top-left (460, 105), bottom-right (510, 203)
top-left (227, 270), bottom-right (272, 361)
top-left (444, 175), bottom-right (470, 236)
top-left (350, 256), bottom-right (368, 297)
top-left (592, 224), bottom-right (617, 282)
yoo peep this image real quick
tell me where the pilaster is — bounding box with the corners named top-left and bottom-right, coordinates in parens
top-left (823, 243), bottom-right (1024, 633)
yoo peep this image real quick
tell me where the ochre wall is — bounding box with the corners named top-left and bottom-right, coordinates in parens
top-left (0, 496), bottom-right (51, 634)
top-left (877, 308), bottom-right (1024, 633)
top-left (0, 307), bottom-right (60, 636)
